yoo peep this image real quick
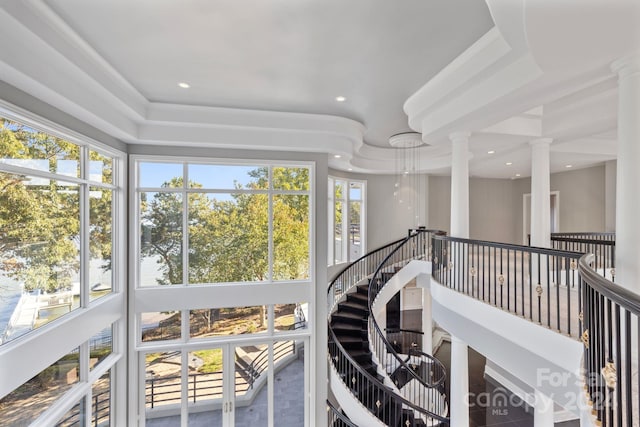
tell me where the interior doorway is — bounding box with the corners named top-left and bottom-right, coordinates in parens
top-left (523, 191), bottom-right (559, 245)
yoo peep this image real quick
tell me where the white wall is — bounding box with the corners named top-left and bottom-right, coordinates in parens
top-left (514, 164), bottom-right (606, 241)
top-left (428, 176), bottom-right (521, 244)
top-left (329, 169), bottom-right (428, 252)
top-left (429, 165), bottom-right (608, 246)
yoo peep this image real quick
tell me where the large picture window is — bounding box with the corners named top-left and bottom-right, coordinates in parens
top-left (135, 160), bottom-right (311, 286)
top-left (0, 111), bottom-right (124, 426)
top-left (0, 117), bottom-right (117, 343)
top-left (133, 157), bottom-right (312, 426)
top-left (328, 177), bottom-right (365, 265)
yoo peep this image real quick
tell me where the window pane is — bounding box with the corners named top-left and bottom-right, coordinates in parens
top-left (90, 186), bottom-right (112, 300)
top-left (188, 194), bottom-right (268, 284)
top-left (273, 195), bottom-right (309, 281)
top-left (335, 180), bottom-right (345, 201)
top-left (234, 344), bottom-right (269, 424)
top-left (187, 348), bottom-right (224, 402)
top-left (273, 341), bottom-right (305, 426)
top-left (90, 325), bottom-right (113, 371)
top-left (0, 174), bottom-right (80, 344)
top-left (92, 370), bottom-right (111, 427)
top-left (146, 352), bottom-right (182, 410)
top-left (141, 311), bottom-right (181, 342)
top-left (190, 306), bottom-right (268, 338)
top-left (349, 182), bottom-right (362, 200)
top-left (274, 303), bottom-right (307, 332)
top-left (0, 117), bottom-right (79, 178)
top-left (140, 192), bottom-right (183, 286)
top-left (272, 167), bottom-right (309, 191)
top-left (334, 201), bottom-right (344, 263)
top-left (55, 397), bottom-right (86, 427)
top-left (0, 347), bottom-right (80, 425)
top-left (349, 201), bottom-right (362, 261)
top-left (188, 164), bottom-right (267, 189)
top-left (89, 150), bottom-right (113, 184)
top-left (139, 162), bottom-right (183, 188)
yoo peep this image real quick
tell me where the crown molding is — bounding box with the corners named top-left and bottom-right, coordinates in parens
top-left (403, 0), bottom-right (639, 144)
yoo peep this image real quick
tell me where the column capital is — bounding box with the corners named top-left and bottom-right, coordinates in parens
top-left (449, 131), bottom-right (471, 143)
top-left (611, 51), bottom-right (640, 78)
top-left (529, 137), bottom-right (553, 147)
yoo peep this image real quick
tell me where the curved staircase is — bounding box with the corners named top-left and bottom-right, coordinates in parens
top-left (328, 229), bottom-right (449, 426)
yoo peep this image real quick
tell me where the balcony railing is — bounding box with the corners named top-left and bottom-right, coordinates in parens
top-left (434, 232), bottom-right (639, 425)
top-left (433, 235), bottom-right (584, 337)
top-left (579, 253), bottom-right (640, 425)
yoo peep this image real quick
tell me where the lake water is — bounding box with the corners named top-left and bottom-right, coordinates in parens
top-left (0, 276), bottom-right (22, 337)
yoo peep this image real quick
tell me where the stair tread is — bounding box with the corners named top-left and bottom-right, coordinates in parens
top-left (338, 301), bottom-right (368, 310)
top-left (335, 335), bottom-right (364, 343)
top-left (347, 292), bottom-right (368, 301)
top-left (330, 322), bottom-right (362, 331)
top-left (331, 311), bottom-right (366, 320)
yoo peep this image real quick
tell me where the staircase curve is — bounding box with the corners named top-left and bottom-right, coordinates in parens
top-left (329, 230), bottom-right (639, 426)
top-left (328, 229), bottom-right (450, 426)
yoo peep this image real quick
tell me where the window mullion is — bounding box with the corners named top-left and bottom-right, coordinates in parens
top-left (268, 166), bottom-right (274, 282)
top-left (80, 146), bottom-right (89, 309)
top-left (183, 162), bottom-right (189, 286)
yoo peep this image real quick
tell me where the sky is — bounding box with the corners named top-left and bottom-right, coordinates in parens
top-left (139, 162), bottom-right (264, 189)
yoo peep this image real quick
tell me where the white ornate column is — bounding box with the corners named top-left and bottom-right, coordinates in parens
top-left (450, 335), bottom-right (469, 427)
top-left (612, 53), bottom-right (640, 294)
top-left (533, 389), bottom-right (554, 427)
top-left (529, 138), bottom-right (552, 248)
top-left (450, 132), bottom-right (470, 239)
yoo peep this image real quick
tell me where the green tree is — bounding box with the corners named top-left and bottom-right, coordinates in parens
top-left (0, 119), bottom-right (82, 292)
top-left (141, 166), bottom-right (310, 330)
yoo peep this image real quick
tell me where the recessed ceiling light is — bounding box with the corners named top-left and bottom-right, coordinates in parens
top-left (178, 82), bottom-right (190, 89)
top-left (487, 150), bottom-right (495, 154)
top-left (506, 162), bottom-right (513, 166)
top-left (515, 173), bottom-right (521, 177)
top-left (334, 154), bottom-right (341, 159)
top-left (335, 96), bottom-right (346, 102)
top-left (565, 164), bottom-right (573, 168)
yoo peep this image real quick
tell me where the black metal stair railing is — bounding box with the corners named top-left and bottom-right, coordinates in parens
top-left (328, 228), bottom-right (450, 426)
top-left (549, 232), bottom-right (616, 281)
top-left (579, 253), bottom-right (640, 426)
top-left (367, 229), bottom-right (449, 419)
top-left (432, 235), bottom-right (584, 337)
top-left (327, 400), bottom-right (358, 427)
top-left (432, 232), bottom-right (640, 425)
top-left (328, 237), bottom-right (407, 317)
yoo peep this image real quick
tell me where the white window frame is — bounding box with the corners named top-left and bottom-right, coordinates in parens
top-left (130, 155), bottom-right (314, 427)
top-left (328, 176), bottom-right (366, 266)
top-left (0, 101), bottom-right (127, 426)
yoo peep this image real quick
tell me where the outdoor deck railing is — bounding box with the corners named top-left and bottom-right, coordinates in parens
top-left (55, 389), bottom-right (110, 426)
top-left (145, 339), bottom-right (298, 408)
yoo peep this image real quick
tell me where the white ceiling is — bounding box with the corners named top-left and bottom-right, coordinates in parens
top-left (45, 0), bottom-right (494, 148)
top-left (0, 0), bottom-right (628, 178)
